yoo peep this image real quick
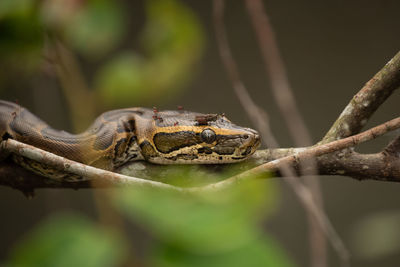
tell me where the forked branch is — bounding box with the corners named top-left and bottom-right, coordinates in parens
top-left (1, 116), bottom-right (399, 193)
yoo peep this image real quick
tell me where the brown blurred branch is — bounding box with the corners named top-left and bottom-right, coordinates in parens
top-left (215, 0), bottom-right (330, 265)
top-left (50, 39), bottom-right (96, 131)
top-left (242, 1), bottom-right (326, 266)
top-left (213, 0), bottom-right (272, 144)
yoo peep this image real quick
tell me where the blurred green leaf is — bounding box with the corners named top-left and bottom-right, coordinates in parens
top-left (63, 1), bottom-right (125, 58)
top-left (113, 176), bottom-right (294, 266)
top-left (0, 0), bottom-right (34, 19)
top-left (151, 237), bottom-right (294, 267)
top-left (142, 0), bottom-right (203, 57)
top-left (8, 213), bottom-right (126, 267)
top-left (40, 0), bottom-right (125, 58)
top-left (120, 162), bottom-right (260, 188)
top-left (351, 210), bottom-right (400, 260)
top-left (0, 0), bottom-right (43, 70)
top-left (95, 52), bottom-right (146, 102)
top-left (95, 0), bottom-right (205, 106)
top-left (114, 179), bottom-right (276, 253)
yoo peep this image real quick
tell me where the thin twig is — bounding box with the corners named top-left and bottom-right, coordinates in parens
top-left (243, 1), bottom-right (326, 265)
top-left (243, 0), bottom-right (314, 148)
top-left (213, 0), bottom-right (274, 145)
top-left (51, 40), bottom-right (96, 131)
top-left (215, 0), bottom-right (329, 265)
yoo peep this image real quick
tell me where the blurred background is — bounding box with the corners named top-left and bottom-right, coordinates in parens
top-left (1, 0), bottom-right (400, 266)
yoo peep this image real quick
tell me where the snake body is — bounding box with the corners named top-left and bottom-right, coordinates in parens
top-left (0, 100), bottom-right (260, 180)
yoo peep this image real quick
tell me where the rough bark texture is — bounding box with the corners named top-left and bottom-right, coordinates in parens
top-left (322, 51), bottom-right (400, 142)
top-left (318, 152), bottom-right (400, 182)
top-left (0, 160), bottom-right (90, 197)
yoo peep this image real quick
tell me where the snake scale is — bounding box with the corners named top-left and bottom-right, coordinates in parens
top-left (0, 100), bottom-right (260, 181)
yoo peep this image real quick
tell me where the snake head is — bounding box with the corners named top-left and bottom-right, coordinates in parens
top-left (136, 110), bottom-right (261, 164)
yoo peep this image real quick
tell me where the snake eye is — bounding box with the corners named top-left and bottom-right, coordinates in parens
top-left (201, 128), bottom-right (216, 144)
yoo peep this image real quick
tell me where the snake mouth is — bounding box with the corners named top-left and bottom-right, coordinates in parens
top-left (238, 131), bottom-right (260, 157)
top-left (252, 132), bottom-right (261, 151)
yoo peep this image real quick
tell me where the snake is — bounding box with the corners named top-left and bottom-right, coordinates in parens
top-left (0, 100), bottom-right (260, 181)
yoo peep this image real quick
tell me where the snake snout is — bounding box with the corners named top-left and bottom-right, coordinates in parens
top-left (253, 132), bottom-right (261, 147)
top-left (239, 129), bottom-right (261, 157)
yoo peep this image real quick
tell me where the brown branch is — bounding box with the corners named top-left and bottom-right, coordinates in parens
top-left (318, 151), bottom-right (400, 181)
top-left (251, 145), bottom-right (400, 183)
top-left (323, 51), bottom-right (400, 143)
top-left (2, 117), bottom-right (399, 193)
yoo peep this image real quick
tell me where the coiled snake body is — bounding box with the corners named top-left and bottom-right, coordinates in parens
top-left (0, 100), bottom-right (260, 180)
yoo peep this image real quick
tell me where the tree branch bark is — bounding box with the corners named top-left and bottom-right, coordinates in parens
top-left (322, 51), bottom-right (400, 143)
top-left (1, 117), bottom-right (399, 195)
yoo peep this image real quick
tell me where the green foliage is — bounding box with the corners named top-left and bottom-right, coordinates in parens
top-left (120, 162), bottom-right (262, 188)
top-left (41, 0), bottom-right (125, 58)
top-left (64, 1), bottom-right (124, 58)
top-left (7, 214), bottom-right (126, 267)
top-left (151, 238), bottom-right (293, 267)
top-left (95, 0), bottom-right (205, 106)
top-left (113, 178), bottom-right (294, 266)
top-left (0, 0), bottom-right (43, 71)
top-left (0, 0), bottom-right (34, 20)
top-left (95, 52), bottom-right (147, 104)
